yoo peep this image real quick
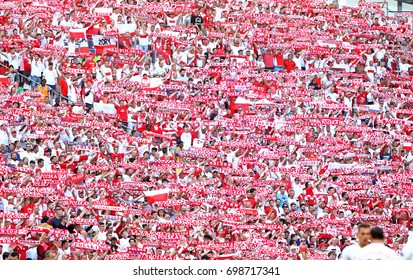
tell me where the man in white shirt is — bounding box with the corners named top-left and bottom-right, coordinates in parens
top-left (43, 62), bottom-right (58, 105)
top-left (57, 240), bottom-right (71, 260)
top-left (151, 60), bottom-right (169, 78)
top-left (59, 12), bottom-right (73, 27)
top-left (119, 231), bottom-right (130, 249)
top-left (365, 60), bottom-right (376, 82)
top-left (96, 223), bottom-right (107, 241)
top-left (6, 48), bottom-right (22, 69)
top-left (357, 227), bottom-right (398, 260)
top-left (180, 125), bottom-right (193, 151)
top-left (30, 54), bottom-right (45, 88)
top-left (0, 123), bottom-right (9, 146)
top-left (43, 62), bottom-right (58, 89)
top-left (400, 237), bottom-right (413, 260)
top-left (340, 223), bottom-right (371, 260)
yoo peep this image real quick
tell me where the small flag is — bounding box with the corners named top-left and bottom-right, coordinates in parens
top-left (144, 189), bottom-right (170, 204)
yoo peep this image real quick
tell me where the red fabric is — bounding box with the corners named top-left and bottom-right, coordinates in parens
top-left (115, 105), bottom-right (129, 122)
top-left (59, 78), bottom-right (68, 97)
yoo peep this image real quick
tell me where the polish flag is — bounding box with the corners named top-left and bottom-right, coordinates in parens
top-left (69, 27), bottom-right (88, 39)
top-left (116, 23), bottom-right (137, 36)
top-left (144, 189), bottom-right (170, 204)
top-left (78, 38), bottom-right (89, 53)
top-left (403, 142), bottom-right (412, 151)
top-left (92, 35), bottom-right (117, 55)
top-left (86, 24), bottom-right (100, 37)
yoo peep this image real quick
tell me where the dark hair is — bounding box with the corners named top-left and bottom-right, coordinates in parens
top-left (370, 227), bottom-right (384, 240)
top-left (204, 234), bottom-right (213, 241)
top-left (67, 224), bottom-right (75, 233)
top-left (358, 223), bottom-right (370, 231)
top-left (10, 251), bottom-right (20, 259)
top-left (41, 216), bottom-right (49, 223)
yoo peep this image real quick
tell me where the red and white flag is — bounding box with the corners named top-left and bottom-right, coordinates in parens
top-left (144, 189), bottom-right (170, 204)
top-left (92, 35), bottom-right (117, 55)
top-left (69, 27), bottom-right (88, 39)
top-left (86, 24), bottom-right (100, 36)
top-left (78, 38), bottom-right (89, 53)
top-left (403, 142), bottom-right (412, 151)
top-left (116, 23), bottom-right (137, 36)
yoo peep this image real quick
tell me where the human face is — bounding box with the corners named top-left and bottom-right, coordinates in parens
top-left (46, 252), bottom-right (57, 260)
top-left (357, 227), bottom-right (371, 247)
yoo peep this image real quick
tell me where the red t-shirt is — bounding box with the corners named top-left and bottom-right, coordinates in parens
top-left (15, 245), bottom-right (28, 260)
top-left (111, 153), bottom-right (125, 162)
top-left (42, 209), bottom-right (55, 219)
top-left (84, 61), bottom-right (96, 70)
top-left (115, 105), bottom-right (129, 122)
top-left (59, 78), bottom-right (68, 97)
top-left (262, 53), bottom-right (275, 68)
top-left (274, 54), bottom-right (284, 66)
top-left (21, 204), bottom-right (34, 215)
top-left (284, 60), bottom-right (296, 72)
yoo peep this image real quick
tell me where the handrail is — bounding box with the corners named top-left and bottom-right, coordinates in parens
top-left (0, 61), bottom-right (61, 99)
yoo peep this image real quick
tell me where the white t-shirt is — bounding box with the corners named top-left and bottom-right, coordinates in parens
top-left (57, 247), bottom-right (71, 260)
top-left (340, 243), bottom-right (361, 260)
top-left (357, 243), bottom-right (398, 260)
top-left (26, 247), bottom-right (39, 260)
top-left (180, 132), bottom-right (192, 150)
top-left (84, 89), bottom-right (94, 105)
top-left (119, 238), bottom-right (130, 248)
top-left (7, 53), bottom-right (20, 69)
top-left (43, 68), bottom-right (58, 86)
top-left (97, 231), bottom-right (107, 241)
top-left (0, 130), bottom-right (9, 145)
top-left (30, 59), bottom-right (45, 77)
top-left (400, 240), bottom-right (413, 260)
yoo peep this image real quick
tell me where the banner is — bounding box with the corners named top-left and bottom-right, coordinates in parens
top-left (92, 35), bottom-right (117, 55)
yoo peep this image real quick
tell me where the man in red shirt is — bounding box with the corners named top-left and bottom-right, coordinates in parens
top-left (262, 49), bottom-right (275, 71)
top-left (59, 72), bottom-right (70, 104)
top-left (274, 49), bottom-right (286, 71)
top-left (20, 198), bottom-right (34, 215)
top-left (42, 201), bottom-right (55, 220)
top-left (284, 54), bottom-right (297, 72)
top-left (115, 100), bottom-right (129, 131)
